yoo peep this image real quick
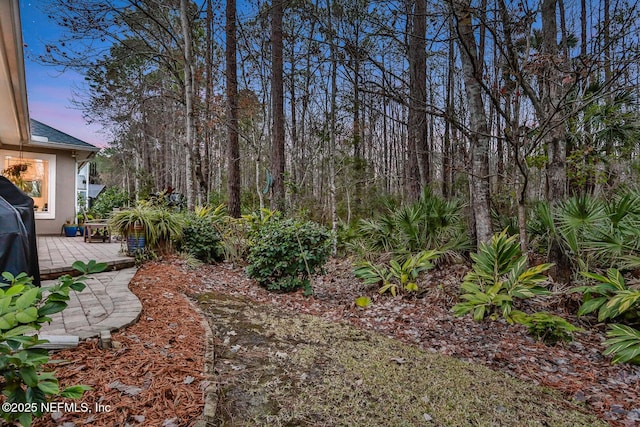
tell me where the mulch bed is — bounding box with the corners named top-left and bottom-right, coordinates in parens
top-left (33, 257), bottom-right (640, 426)
top-left (33, 262), bottom-right (208, 427)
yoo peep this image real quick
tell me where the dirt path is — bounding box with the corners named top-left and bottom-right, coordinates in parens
top-left (199, 290), bottom-right (603, 426)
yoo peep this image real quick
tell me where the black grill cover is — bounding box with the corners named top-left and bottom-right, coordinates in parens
top-left (0, 176), bottom-right (40, 286)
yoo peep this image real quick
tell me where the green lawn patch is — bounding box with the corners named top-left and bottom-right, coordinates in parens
top-left (198, 291), bottom-right (603, 426)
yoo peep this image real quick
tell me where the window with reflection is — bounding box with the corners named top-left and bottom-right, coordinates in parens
top-left (1, 151), bottom-right (56, 219)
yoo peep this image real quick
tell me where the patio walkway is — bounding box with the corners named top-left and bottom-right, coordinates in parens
top-left (37, 236), bottom-right (141, 340)
top-left (38, 235), bottom-right (134, 279)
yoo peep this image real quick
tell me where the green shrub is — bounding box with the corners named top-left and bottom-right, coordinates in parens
top-left (452, 230), bottom-right (553, 321)
top-left (180, 214), bottom-right (223, 263)
top-left (354, 250), bottom-right (439, 297)
top-left (528, 191), bottom-right (640, 273)
top-left (1, 261), bottom-right (105, 426)
top-left (218, 217), bottom-right (250, 264)
top-left (572, 268), bottom-right (640, 322)
top-left (510, 311), bottom-right (581, 345)
top-left (350, 189), bottom-right (469, 260)
top-left (90, 186), bottom-right (130, 218)
top-left (603, 324), bottom-right (640, 364)
top-left (246, 218), bottom-right (331, 294)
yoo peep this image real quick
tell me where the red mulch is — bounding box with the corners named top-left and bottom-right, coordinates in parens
top-left (33, 262), bottom-right (207, 427)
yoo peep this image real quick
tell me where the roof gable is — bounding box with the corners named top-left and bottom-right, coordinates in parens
top-left (30, 119), bottom-right (98, 152)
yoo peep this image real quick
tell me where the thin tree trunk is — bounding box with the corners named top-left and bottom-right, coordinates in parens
top-left (542, 0), bottom-right (567, 203)
top-left (407, 0), bottom-right (428, 200)
top-left (204, 0), bottom-right (214, 200)
top-left (443, 15), bottom-right (456, 199)
top-left (326, 0), bottom-right (338, 255)
top-left (180, 0), bottom-right (195, 210)
top-left (452, 0), bottom-right (493, 244)
top-left (226, 0), bottom-right (241, 218)
top-left (270, 0), bottom-right (286, 211)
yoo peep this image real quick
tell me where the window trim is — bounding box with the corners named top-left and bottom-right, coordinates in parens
top-left (1, 150), bottom-right (56, 219)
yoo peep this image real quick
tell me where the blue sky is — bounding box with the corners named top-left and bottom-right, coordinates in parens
top-left (20, 1), bottom-right (107, 147)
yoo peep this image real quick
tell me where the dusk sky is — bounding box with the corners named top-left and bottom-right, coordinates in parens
top-left (19, 1), bottom-right (108, 147)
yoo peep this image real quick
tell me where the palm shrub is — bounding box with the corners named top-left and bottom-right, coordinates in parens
top-left (246, 218), bottom-right (331, 294)
top-left (453, 230), bottom-right (553, 321)
top-left (588, 191), bottom-right (640, 267)
top-left (528, 191), bottom-right (640, 273)
top-left (352, 189), bottom-right (469, 260)
top-left (1, 261), bottom-right (104, 426)
top-left (354, 250), bottom-right (440, 296)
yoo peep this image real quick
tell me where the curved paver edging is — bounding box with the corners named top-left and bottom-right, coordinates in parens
top-left (39, 268), bottom-right (142, 340)
top-left (87, 268), bottom-right (142, 336)
top-left (188, 299), bottom-right (217, 427)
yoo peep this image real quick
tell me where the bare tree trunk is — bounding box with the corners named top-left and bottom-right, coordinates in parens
top-left (542, 0), bottom-right (567, 203)
top-left (452, 0), bottom-right (493, 244)
top-left (580, 0), bottom-right (587, 58)
top-left (270, 0), bottom-right (286, 211)
top-left (226, 0), bottom-right (241, 218)
top-left (326, 0), bottom-right (338, 255)
top-left (407, 0), bottom-right (428, 200)
top-left (204, 0), bottom-right (214, 201)
top-left (443, 14), bottom-right (456, 199)
top-left (180, 0), bottom-right (195, 210)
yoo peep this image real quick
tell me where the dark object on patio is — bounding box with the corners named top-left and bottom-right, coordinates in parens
top-left (84, 222), bottom-right (111, 243)
top-left (0, 176), bottom-right (41, 286)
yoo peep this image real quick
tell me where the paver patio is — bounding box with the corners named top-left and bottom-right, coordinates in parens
top-left (37, 235), bottom-right (133, 278)
top-left (36, 236), bottom-right (141, 339)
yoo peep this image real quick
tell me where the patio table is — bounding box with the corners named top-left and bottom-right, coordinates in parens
top-left (84, 221), bottom-right (111, 243)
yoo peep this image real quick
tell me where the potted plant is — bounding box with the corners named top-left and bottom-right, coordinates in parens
top-left (2, 163), bottom-right (30, 192)
top-left (108, 206), bottom-right (151, 254)
top-left (63, 220), bottom-right (78, 237)
top-left (108, 204), bottom-right (184, 255)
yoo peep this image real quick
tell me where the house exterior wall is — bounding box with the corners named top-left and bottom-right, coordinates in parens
top-left (39, 152), bottom-right (76, 235)
top-left (0, 143), bottom-right (80, 235)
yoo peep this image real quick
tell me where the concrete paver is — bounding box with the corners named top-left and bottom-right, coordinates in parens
top-left (36, 236), bottom-right (141, 339)
top-left (38, 235), bottom-right (134, 279)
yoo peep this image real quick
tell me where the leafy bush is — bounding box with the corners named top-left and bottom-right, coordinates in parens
top-left (510, 311), bottom-right (581, 345)
top-left (603, 324), bottom-right (640, 364)
top-left (180, 213), bottom-right (223, 263)
top-left (452, 230), bottom-right (553, 321)
top-left (354, 250), bottom-right (439, 297)
top-left (246, 218), bottom-right (331, 294)
top-left (1, 261), bottom-right (105, 426)
top-left (218, 217), bottom-right (250, 264)
top-left (89, 186), bottom-right (129, 218)
top-left (572, 268), bottom-right (640, 322)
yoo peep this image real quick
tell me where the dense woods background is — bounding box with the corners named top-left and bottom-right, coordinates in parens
top-left (40, 0), bottom-right (640, 247)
